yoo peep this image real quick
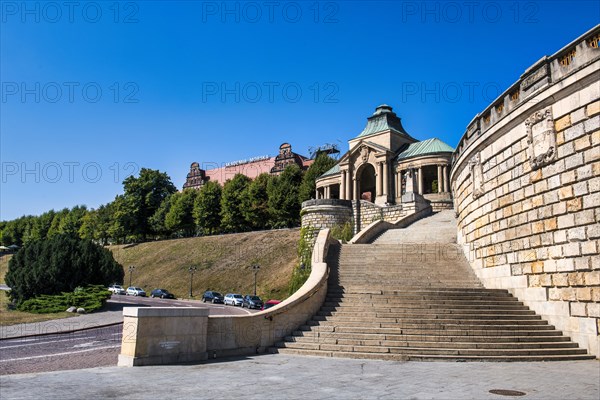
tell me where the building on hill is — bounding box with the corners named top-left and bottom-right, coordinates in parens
top-left (183, 143), bottom-right (313, 188)
top-left (315, 104), bottom-right (454, 206)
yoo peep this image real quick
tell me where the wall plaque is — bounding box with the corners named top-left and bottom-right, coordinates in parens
top-left (525, 107), bottom-right (556, 170)
top-left (469, 153), bottom-right (484, 199)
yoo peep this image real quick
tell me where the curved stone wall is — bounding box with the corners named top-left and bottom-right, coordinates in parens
top-left (451, 26), bottom-right (600, 356)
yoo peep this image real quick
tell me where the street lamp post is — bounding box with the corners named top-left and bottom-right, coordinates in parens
top-left (188, 266), bottom-right (197, 298)
top-left (252, 264), bottom-right (260, 296)
top-left (128, 266), bottom-right (135, 287)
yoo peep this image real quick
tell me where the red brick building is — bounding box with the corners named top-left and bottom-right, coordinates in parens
top-left (183, 143), bottom-right (313, 189)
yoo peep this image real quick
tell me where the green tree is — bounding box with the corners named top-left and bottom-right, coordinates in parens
top-left (108, 195), bottom-right (133, 244)
top-left (299, 152), bottom-right (337, 203)
top-left (220, 174), bottom-right (251, 233)
top-left (149, 194), bottom-right (173, 239)
top-left (165, 189), bottom-right (198, 237)
top-left (193, 182), bottom-right (222, 235)
top-left (121, 168), bottom-right (177, 240)
top-left (58, 205), bottom-right (88, 235)
top-left (242, 173), bottom-right (271, 230)
top-left (5, 234), bottom-right (124, 304)
top-left (268, 164), bottom-right (304, 228)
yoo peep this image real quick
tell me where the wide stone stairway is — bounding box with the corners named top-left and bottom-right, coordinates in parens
top-left (274, 211), bottom-right (593, 361)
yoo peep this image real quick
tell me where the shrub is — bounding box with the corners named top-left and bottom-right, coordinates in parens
top-left (330, 222), bottom-right (353, 243)
top-left (6, 234), bottom-right (124, 304)
top-left (17, 285), bottom-right (112, 313)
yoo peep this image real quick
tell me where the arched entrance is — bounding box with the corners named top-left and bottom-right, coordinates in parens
top-left (358, 163), bottom-right (376, 202)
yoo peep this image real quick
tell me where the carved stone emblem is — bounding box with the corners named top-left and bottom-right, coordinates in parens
top-left (525, 107), bottom-right (556, 170)
top-left (360, 146), bottom-right (370, 163)
top-left (469, 153), bottom-right (484, 199)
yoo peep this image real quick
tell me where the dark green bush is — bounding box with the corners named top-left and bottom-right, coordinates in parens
top-left (6, 234), bottom-right (124, 304)
top-left (17, 285), bottom-right (112, 313)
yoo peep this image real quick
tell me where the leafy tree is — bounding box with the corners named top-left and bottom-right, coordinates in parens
top-left (165, 189), bottom-right (198, 237)
top-left (242, 173), bottom-right (271, 230)
top-left (298, 152), bottom-right (337, 203)
top-left (47, 208), bottom-right (69, 239)
top-left (193, 182), bottom-right (222, 235)
top-left (58, 205), bottom-right (88, 235)
top-left (220, 174), bottom-right (251, 233)
top-left (108, 195), bottom-right (134, 244)
top-left (149, 194), bottom-right (173, 239)
top-left (268, 164), bottom-right (304, 228)
top-left (5, 234), bottom-right (124, 304)
top-left (121, 168), bottom-right (177, 240)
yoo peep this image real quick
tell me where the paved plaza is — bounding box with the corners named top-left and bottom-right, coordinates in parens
top-left (1, 354), bottom-right (598, 399)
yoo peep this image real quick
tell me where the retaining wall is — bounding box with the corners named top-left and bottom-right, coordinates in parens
top-left (451, 26), bottom-right (600, 357)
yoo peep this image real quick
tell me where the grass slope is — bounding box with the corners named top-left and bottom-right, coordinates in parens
top-left (109, 228), bottom-right (300, 301)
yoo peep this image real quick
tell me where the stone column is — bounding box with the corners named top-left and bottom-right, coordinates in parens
top-left (442, 165), bottom-right (448, 192)
top-left (418, 167), bottom-right (423, 194)
top-left (347, 170), bottom-right (352, 200)
top-left (383, 161), bottom-right (388, 196)
top-left (324, 185), bottom-right (330, 199)
top-left (340, 170), bottom-right (346, 200)
top-left (353, 178), bottom-right (358, 201)
top-left (375, 163), bottom-right (382, 196)
top-left (437, 165), bottom-right (442, 193)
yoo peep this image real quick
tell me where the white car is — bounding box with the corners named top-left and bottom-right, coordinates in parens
top-left (126, 287), bottom-right (146, 297)
top-left (108, 284), bottom-right (126, 295)
top-left (224, 293), bottom-right (244, 306)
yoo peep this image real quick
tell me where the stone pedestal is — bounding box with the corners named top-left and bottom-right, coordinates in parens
top-left (118, 307), bottom-right (209, 367)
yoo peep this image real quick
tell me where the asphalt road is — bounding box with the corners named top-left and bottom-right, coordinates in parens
top-left (0, 325), bottom-right (122, 375)
top-left (0, 295), bottom-right (259, 375)
top-left (106, 294), bottom-right (260, 316)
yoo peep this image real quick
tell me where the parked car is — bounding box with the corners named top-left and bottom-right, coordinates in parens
top-left (126, 287), bottom-right (146, 297)
top-left (261, 300), bottom-right (281, 310)
top-left (150, 289), bottom-right (175, 299)
top-left (224, 293), bottom-right (244, 306)
top-left (108, 284), bottom-right (126, 295)
top-left (202, 291), bottom-right (224, 304)
top-left (242, 295), bottom-right (263, 309)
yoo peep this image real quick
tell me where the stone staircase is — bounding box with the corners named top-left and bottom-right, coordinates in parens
top-left (273, 211), bottom-right (593, 361)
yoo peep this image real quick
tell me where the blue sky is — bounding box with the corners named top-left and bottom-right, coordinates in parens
top-left (1, 1), bottom-right (599, 220)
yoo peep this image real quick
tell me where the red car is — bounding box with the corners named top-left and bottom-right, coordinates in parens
top-left (261, 300), bottom-right (281, 311)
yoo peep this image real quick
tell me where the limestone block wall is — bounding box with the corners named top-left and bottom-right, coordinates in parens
top-left (451, 26), bottom-right (600, 357)
top-left (352, 201), bottom-right (405, 233)
top-left (301, 199), bottom-right (353, 246)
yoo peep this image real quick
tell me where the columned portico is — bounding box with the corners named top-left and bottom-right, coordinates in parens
top-left (314, 105), bottom-right (454, 208)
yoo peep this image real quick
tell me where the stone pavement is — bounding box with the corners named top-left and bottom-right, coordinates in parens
top-left (1, 354), bottom-right (598, 399)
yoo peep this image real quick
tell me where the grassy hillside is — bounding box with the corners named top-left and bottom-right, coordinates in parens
top-left (109, 228), bottom-right (300, 301)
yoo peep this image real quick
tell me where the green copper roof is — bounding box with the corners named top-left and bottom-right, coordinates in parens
top-left (319, 164), bottom-right (340, 178)
top-left (396, 138), bottom-right (454, 160)
top-left (356, 105), bottom-right (412, 139)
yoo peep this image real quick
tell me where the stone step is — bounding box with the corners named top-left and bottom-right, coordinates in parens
top-left (317, 309), bottom-right (537, 317)
top-left (275, 342), bottom-right (589, 357)
top-left (327, 287), bottom-right (510, 294)
top-left (322, 300), bottom-right (523, 308)
top-left (305, 320), bottom-right (550, 329)
top-left (284, 337), bottom-right (578, 349)
top-left (300, 325), bottom-right (559, 335)
top-left (325, 294), bottom-right (517, 301)
top-left (312, 313), bottom-right (541, 322)
top-left (290, 331), bottom-right (572, 343)
top-left (272, 348), bottom-right (595, 362)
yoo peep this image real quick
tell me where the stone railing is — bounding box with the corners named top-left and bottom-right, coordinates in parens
top-left (118, 229), bottom-right (336, 365)
top-left (350, 204), bottom-right (432, 244)
top-left (450, 25), bottom-right (600, 357)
